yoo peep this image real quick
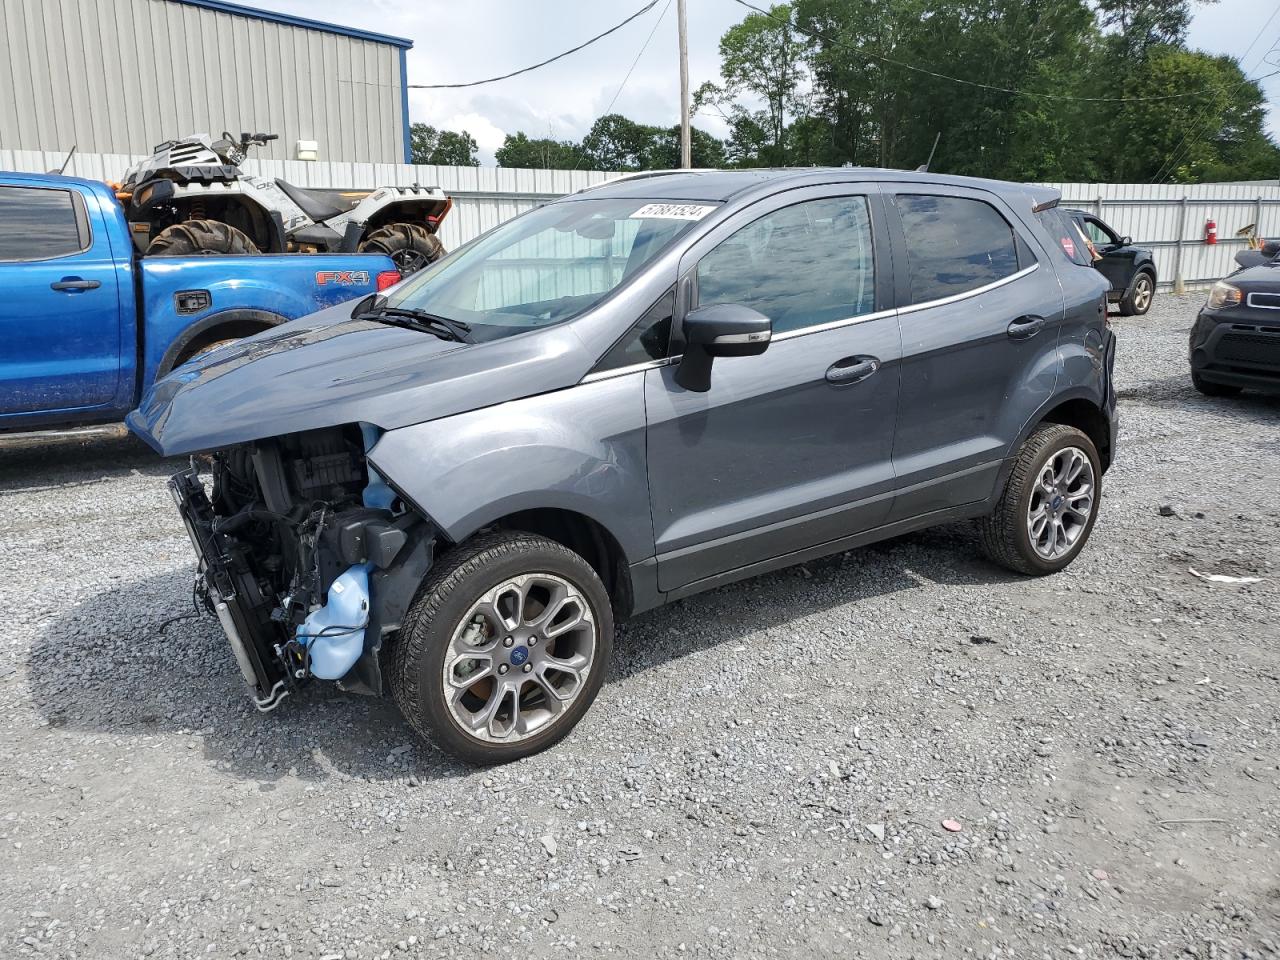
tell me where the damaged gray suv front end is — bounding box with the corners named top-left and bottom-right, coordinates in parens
top-left (131, 170), bottom-right (1117, 765)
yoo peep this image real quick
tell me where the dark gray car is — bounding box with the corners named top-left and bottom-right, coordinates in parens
top-left (129, 168), bottom-right (1118, 764)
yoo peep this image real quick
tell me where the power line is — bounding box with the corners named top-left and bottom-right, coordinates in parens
top-left (602, 0), bottom-right (673, 117)
top-left (572, 0), bottom-right (672, 171)
top-left (729, 0), bottom-right (1280, 104)
top-left (408, 1), bottom-right (661, 90)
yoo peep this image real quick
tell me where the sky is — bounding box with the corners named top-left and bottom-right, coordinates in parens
top-left (246, 0), bottom-right (1280, 164)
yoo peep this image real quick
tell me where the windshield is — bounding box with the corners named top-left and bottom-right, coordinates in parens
top-left (383, 198), bottom-right (717, 340)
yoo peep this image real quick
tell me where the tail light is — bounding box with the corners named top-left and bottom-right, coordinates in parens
top-left (376, 270), bottom-right (401, 291)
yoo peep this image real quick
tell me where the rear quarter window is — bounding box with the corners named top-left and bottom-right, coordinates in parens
top-left (1036, 207), bottom-right (1093, 266)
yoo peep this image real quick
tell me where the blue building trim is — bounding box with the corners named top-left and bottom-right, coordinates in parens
top-left (399, 48), bottom-right (413, 164)
top-left (173, 0), bottom-right (413, 48)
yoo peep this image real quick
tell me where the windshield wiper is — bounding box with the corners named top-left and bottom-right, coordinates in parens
top-left (356, 306), bottom-right (474, 343)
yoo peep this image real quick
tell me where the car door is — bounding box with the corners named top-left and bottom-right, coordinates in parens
top-left (1078, 214), bottom-right (1134, 293)
top-left (884, 187), bottom-right (1063, 521)
top-left (0, 183), bottom-right (123, 415)
top-left (644, 186), bottom-right (902, 594)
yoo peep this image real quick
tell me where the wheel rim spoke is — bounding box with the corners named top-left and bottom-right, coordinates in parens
top-left (1025, 446), bottom-right (1096, 562)
top-left (443, 571), bottom-right (597, 745)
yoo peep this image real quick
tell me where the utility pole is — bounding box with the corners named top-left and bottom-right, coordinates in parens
top-left (677, 0), bottom-right (691, 168)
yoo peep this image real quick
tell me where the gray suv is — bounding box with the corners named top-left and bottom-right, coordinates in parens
top-left (130, 169), bottom-right (1117, 764)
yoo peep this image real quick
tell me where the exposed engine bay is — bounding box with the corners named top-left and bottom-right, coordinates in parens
top-left (170, 424), bottom-right (433, 710)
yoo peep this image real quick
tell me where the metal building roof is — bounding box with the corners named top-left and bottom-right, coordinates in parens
top-left (172, 0), bottom-right (414, 48)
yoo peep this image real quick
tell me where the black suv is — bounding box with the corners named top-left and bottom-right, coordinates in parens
top-left (1189, 252), bottom-right (1280, 397)
top-left (1070, 211), bottom-right (1157, 316)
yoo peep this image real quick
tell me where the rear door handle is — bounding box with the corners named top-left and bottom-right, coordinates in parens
top-left (1007, 315), bottom-right (1045, 340)
top-left (826, 355), bottom-right (879, 385)
top-left (50, 278), bottom-right (101, 292)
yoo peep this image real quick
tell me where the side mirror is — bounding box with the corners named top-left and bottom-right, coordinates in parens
top-left (674, 303), bottom-right (772, 392)
top-left (1120, 236), bottom-right (1132, 246)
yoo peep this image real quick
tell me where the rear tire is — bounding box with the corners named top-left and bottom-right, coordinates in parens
top-left (1118, 271), bottom-right (1154, 316)
top-left (148, 219), bottom-right (261, 256)
top-left (1191, 371), bottom-right (1242, 397)
top-left (359, 223), bottom-right (445, 275)
top-left (978, 424), bottom-right (1102, 576)
top-left (390, 531), bottom-right (613, 765)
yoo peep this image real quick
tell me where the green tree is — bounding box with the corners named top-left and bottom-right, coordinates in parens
top-left (409, 123), bottom-right (479, 166)
top-left (647, 125), bottom-right (730, 169)
top-left (580, 114), bottom-right (658, 171)
top-left (698, 0), bottom-right (1278, 183)
top-left (1108, 46), bottom-right (1280, 182)
top-left (694, 3), bottom-right (807, 164)
top-left (494, 132), bottom-right (587, 169)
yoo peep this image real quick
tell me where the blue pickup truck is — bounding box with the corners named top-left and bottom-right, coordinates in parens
top-left (0, 172), bottom-right (398, 433)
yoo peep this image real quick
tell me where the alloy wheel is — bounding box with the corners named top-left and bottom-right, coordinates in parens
top-left (442, 573), bottom-right (597, 743)
top-left (1133, 276), bottom-right (1152, 312)
top-left (1026, 446), bottom-right (1096, 561)
top-left (393, 249), bottom-right (430, 274)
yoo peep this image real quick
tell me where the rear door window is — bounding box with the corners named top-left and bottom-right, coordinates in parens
top-left (0, 186), bottom-right (87, 261)
top-left (893, 194), bottom-right (1030, 304)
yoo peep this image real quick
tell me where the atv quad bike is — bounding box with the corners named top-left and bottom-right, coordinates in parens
top-left (116, 132), bottom-right (451, 274)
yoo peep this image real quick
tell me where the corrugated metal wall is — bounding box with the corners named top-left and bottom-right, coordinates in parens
top-left (4, 147), bottom-right (1278, 287)
top-left (1047, 182), bottom-right (1280, 288)
top-left (0, 0), bottom-right (406, 164)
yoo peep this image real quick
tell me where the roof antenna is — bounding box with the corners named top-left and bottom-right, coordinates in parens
top-left (55, 145), bottom-right (77, 176)
top-left (916, 133), bottom-right (940, 173)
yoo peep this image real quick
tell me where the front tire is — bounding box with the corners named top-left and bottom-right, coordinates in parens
top-left (978, 424), bottom-right (1102, 576)
top-left (1118, 272), bottom-right (1154, 316)
top-left (148, 219), bottom-right (261, 256)
top-left (391, 531), bottom-right (613, 765)
top-left (1191, 371), bottom-right (1242, 397)
top-left (359, 223), bottom-right (446, 275)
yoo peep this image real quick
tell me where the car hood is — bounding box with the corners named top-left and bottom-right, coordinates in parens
top-left (127, 303), bottom-right (594, 455)
top-left (1227, 260), bottom-right (1280, 287)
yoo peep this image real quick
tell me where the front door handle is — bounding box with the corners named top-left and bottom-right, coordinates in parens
top-left (826, 355), bottom-right (879, 385)
top-left (1007, 315), bottom-right (1045, 340)
top-left (50, 278), bottom-right (101, 292)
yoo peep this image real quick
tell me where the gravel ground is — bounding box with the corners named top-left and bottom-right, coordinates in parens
top-left (2, 294), bottom-right (1278, 960)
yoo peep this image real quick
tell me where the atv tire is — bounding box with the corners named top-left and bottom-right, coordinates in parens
top-left (360, 223), bottom-right (446, 275)
top-left (148, 219), bottom-right (261, 256)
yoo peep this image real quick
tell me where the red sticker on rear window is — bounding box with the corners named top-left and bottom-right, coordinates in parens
top-left (1060, 236), bottom-right (1076, 259)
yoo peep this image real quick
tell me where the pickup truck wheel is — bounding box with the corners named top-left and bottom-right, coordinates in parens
top-left (148, 219), bottom-right (261, 256)
top-left (391, 531), bottom-right (613, 765)
top-left (359, 223), bottom-right (445, 275)
top-left (1118, 272), bottom-right (1154, 316)
top-left (977, 424), bottom-right (1102, 576)
top-left (176, 338), bottom-right (239, 367)
top-left (1192, 371), bottom-right (1242, 397)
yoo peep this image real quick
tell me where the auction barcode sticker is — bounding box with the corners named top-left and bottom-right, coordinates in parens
top-left (630, 202), bottom-right (717, 221)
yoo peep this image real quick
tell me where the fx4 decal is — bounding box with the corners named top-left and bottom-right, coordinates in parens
top-left (316, 270), bottom-right (371, 286)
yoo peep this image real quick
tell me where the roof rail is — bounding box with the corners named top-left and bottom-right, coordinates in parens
top-left (572, 168), bottom-right (718, 195)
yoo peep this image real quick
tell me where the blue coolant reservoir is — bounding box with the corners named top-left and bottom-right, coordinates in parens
top-left (299, 563), bottom-right (371, 680)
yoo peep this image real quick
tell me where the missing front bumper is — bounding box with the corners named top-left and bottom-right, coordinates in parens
top-left (169, 467), bottom-right (291, 707)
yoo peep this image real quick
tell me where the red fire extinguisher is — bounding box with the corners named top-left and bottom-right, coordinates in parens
top-left (1205, 219), bottom-right (1218, 245)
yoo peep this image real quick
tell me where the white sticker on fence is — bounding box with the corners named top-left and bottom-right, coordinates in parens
top-left (630, 203), bottom-right (717, 221)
